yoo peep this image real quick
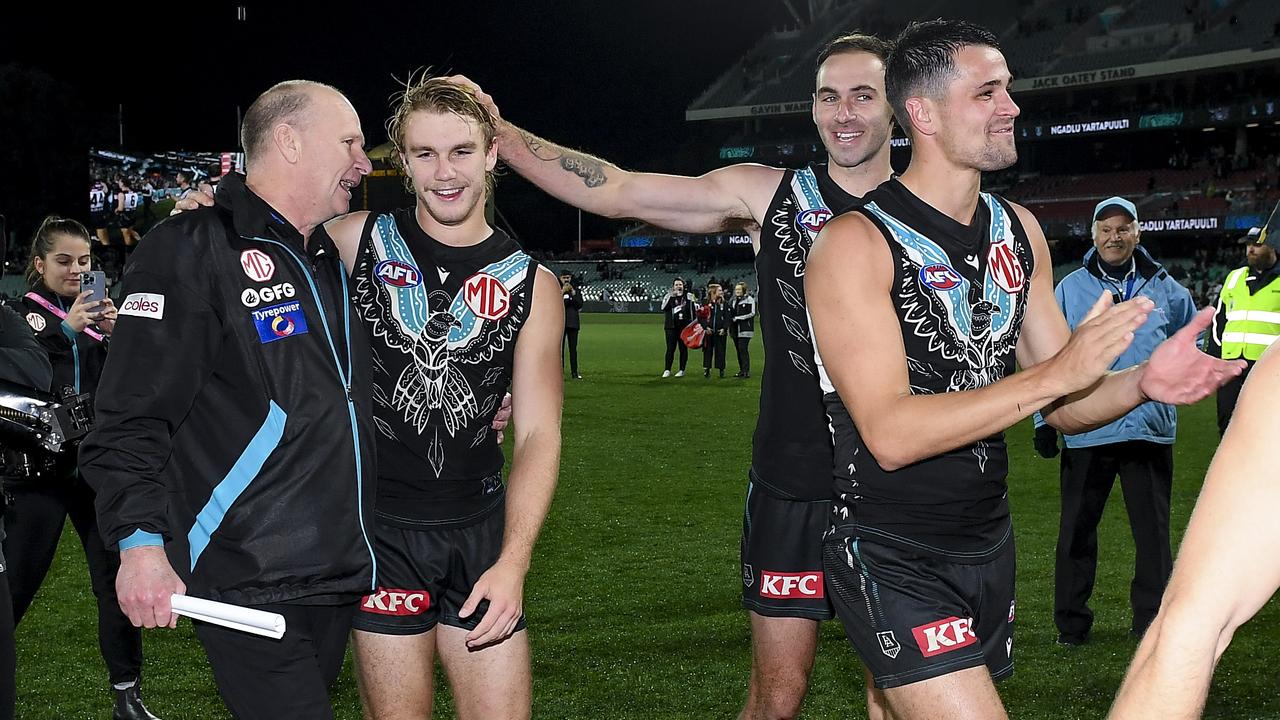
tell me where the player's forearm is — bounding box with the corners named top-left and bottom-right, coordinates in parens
top-left (846, 362), bottom-right (1064, 471)
top-left (498, 426), bottom-right (561, 571)
top-left (1040, 364), bottom-right (1146, 434)
top-left (1108, 612), bottom-right (1218, 720)
top-left (497, 121), bottom-right (632, 219)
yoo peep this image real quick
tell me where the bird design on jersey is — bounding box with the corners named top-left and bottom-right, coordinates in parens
top-left (865, 194), bottom-right (1029, 395)
top-left (355, 214), bottom-right (531, 466)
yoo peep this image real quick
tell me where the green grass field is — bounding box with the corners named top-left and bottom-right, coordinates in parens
top-left (14, 313), bottom-right (1280, 718)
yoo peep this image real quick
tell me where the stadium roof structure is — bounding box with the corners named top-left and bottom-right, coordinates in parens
top-left (687, 0), bottom-right (1280, 122)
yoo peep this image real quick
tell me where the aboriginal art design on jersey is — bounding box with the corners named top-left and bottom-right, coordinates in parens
top-left (354, 214), bottom-right (531, 477)
top-left (862, 193), bottom-right (1029, 396)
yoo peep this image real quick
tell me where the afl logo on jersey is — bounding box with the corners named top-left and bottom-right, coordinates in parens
top-left (796, 208), bottom-right (833, 234)
top-left (240, 249), bottom-right (275, 282)
top-left (463, 273), bottom-right (510, 320)
top-left (920, 263), bottom-right (963, 291)
top-left (987, 241), bottom-right (1025, 293)
top-left (375, 260), bottom-right (422, 288)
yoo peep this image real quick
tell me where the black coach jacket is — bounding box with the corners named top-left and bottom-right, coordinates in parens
top-left (80, 173), bottom-right (378, 606)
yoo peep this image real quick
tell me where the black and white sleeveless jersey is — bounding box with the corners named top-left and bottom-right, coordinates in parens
top-left (352, 209), bottom-right (536, 527)
top-left (90, 185), bottom-right (108, 214)
top-left (753, 163), bottom-right (862, 500)
top-left (817, 178), bottom-right (1034, 561)
top-left (120, 191), bottom-right (141, 212)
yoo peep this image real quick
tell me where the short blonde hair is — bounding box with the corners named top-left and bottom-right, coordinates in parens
top-left (387, 72), bottom-right (498, 195)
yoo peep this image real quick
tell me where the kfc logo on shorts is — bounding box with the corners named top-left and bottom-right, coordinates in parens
top-left (463, 273), bottom-right (511, 320)
top-left (912, 616), bottom-right (977, 658)
top-left (987, 240), bottom-right (1024, 293)
top-left (919, 263), bottom-right (963, 291)
top-left (759, 571), bottom-right (824, 599)
top-left (796, 208), bottom-right (833, 234)
top-left (240, 249), bottom-right (275, 282)
top-left (361, 588), bottom-right (431, 616)
top-left (118, 293), bottom-right (166, 320)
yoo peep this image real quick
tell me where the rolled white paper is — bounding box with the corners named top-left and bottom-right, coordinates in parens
top-left (170, 594), bottom-right (287, 639)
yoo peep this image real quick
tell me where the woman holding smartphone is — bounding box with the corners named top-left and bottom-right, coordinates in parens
top-left (4, 216), bottom-right (159, 720)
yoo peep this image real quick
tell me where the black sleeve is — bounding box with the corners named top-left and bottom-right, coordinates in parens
top-left (569, 290), bottom-right (584, 310)
top-left (79, 217), bottom-right (224, 547)
top-left (0, 305), bottom-right (52, 390)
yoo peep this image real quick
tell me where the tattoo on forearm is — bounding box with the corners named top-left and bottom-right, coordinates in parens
top-left (517, 129), bottom-right (608, 188)
top-left (560, 155), bottom-right (607, 188)
top-left (519, 130), bottom-right (562, 162)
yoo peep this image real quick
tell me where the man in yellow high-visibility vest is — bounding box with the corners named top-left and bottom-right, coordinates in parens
top-left (1207, 226), bottom-right (1280, 434)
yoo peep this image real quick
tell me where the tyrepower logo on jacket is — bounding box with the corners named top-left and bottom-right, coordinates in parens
top-left (251, 302), bottom-right (309, 344)
top-left (912, 616), bottom-right (977, 658)
top-left (119, 293), bottom-right (166, 320)
top-left (360, 588), bottom-right (431, 616)
top-left (759, 571), bottom-right (824, 599)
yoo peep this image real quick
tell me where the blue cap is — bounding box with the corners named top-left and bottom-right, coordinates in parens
top-left (1093, 196), bottom-right (1138, 222)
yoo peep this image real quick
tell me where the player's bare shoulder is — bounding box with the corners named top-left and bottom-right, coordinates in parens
top-left (810, 210), bottom-right (892, 283)
top-left (712, 163), bottom-right (787, 223)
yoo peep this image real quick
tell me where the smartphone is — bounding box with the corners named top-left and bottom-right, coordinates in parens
top-left (80, 271), bottom-right (107, 311)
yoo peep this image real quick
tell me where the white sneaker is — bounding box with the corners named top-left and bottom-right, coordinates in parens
top-left (662, 370), bottom-right (671, 378)
top-left (675, 370), bottom-right (685, 377)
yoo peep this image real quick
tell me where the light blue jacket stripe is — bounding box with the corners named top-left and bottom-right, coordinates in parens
top-left (188, 401), bottom-right (287, 571)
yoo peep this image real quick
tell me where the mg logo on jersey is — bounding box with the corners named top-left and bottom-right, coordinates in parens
top-left (464, 273), bottom-right (511, 320)
top-left (240, 249), bottom-right (275, 282)
top-left (759, 571), bottom-right (824, 599)
top-left (912, 616), bottom-right (977, 658)
top-left (987, 241), bottom-right (1025, 293)
top-left (375, 260), bottom-right (422, 288)
top-left (796, 208), bottom-right (832, 234)
top-left (920, 263), bottom-right (963, 291)
top-left (361, 588), bottom-right (431, 616)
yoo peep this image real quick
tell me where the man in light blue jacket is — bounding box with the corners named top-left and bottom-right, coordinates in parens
top-left (1033, 197), bottom-right (1196, 646)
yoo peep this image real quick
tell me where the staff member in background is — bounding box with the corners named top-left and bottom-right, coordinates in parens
top-left (0, 302), bottom-right (53, 720)
top-left (661, 278), bottom-right (695, 378)
top-left (561, 272), bottom-right (583, 379)
top-left (1207, 207), bottom-right (1280, 435)
top-left (2, 217), bottom-right (157, 720)
top-left (1033, 197), bottom-right (1196, 646)
top-left (729, 282), bottom-right (755, 378)
top-left (701, 283), bottom-right (729, 378)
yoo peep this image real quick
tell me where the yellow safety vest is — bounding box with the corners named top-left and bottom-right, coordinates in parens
top-left (1219, 266), bottom-right (1280, 360)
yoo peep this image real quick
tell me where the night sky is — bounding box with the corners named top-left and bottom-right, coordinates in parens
top-left (3, 2), bottom-right (798, 248)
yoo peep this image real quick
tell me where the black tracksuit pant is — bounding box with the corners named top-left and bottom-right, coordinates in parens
top-left (664, 328), bottom-right (688, 372)
top-left (196, 601), bottom-right (355, 719)
top-left (702, 333), bottom-right (726, 372)
top-left (3, 461), bottom-right (142, 686)
top-left (563, 328), bottom-right (580, 375)
top-left (1054, 441), bottom-right (1173, 639)
top-left (734, 336), bottom-right (751, 376)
